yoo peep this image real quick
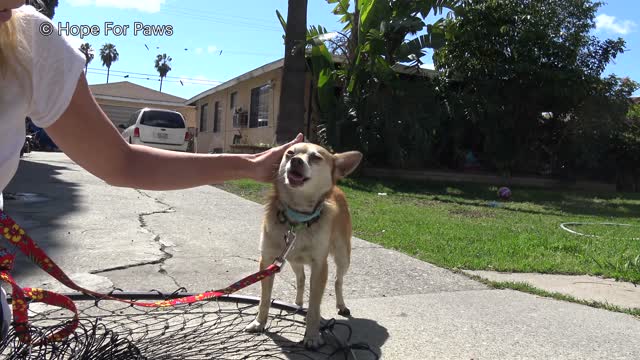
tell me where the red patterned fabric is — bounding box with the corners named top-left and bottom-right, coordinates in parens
top-left (0, 209), bottom-right (281, 343)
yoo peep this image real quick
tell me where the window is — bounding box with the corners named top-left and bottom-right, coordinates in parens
top-left (140, 110), bottom-right (185, 128)
top-left (230, 91), bottom-right (237, 109)
top-left (213, 101), bottom-right (221, 133)
top-left (233, 111), bottom-right (248, 128)
top-left (200, 103), bottom-right (208, 132)
top-left (250, 84), bottom-right (271, 128)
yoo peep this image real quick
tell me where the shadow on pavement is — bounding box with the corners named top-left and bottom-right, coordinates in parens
top-left (336, 316), bottom-right (387, 359)
top-left (2, 156), bottom-right (81, 283)
top-left (264, 315), bottom-right (387, 359)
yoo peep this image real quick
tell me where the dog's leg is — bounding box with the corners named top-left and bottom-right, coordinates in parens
top-left (245, 255), bottom-right (275, 333)
top-left (304, 258), bottom-right (328, 349)
top-left (334, 251), bottom-right (351, 317)
top-left (290, 262), bottom-right (305, 307)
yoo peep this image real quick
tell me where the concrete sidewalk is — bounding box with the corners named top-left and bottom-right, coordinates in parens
top-left (465, 270), bottom-right (640, 310)
top-left (4, 153), bottom-right (640, 359)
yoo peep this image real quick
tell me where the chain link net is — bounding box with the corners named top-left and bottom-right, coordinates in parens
top-left (0, 290), bottom-right (378, 360)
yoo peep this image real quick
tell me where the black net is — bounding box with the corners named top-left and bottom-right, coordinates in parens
top-left (0, 290), bottom-right (378, 360)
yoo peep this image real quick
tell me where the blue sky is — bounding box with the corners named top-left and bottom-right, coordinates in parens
top-left (53, 0), bottom-right (639, 100)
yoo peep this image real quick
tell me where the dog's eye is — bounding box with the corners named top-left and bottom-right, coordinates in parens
top-left (286, 150), bottom-right (295, 157)
top-left (309, 153), bottom-right (323, 162)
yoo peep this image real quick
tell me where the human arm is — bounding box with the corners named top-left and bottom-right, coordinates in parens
top-left (45, 74), bottom-right (302, 190)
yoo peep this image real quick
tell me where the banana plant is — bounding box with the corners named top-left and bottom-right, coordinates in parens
top-left (277, 0), bottom-right (461, 152)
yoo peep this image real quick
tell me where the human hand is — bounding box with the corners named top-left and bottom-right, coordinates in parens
top-left (249, 133), bottom-right (304, 182)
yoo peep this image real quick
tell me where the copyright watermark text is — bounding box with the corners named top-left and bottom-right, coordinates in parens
top-left (40, 22), bottom-right (174, 39)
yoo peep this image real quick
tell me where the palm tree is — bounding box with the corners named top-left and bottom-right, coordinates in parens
top-left (154, 53), bottom-right (172, 92)
top-left (275, 0), bottom-right (308, 144)
top-left (79, 43), bottom-right (94, 74)
top-left (100, 43), bottom-right (119, 83)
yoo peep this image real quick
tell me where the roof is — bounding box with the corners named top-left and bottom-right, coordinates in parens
top-left (186, 55), bottom-right (438, 105)
top-left (90, 81), bottom-right (188, 107)
top-left (186, 58), bottom-right (284, 105)
top-left (392, 63), bottom-right (437, 78)
top-left (632, 97), bottom-right (640, 104)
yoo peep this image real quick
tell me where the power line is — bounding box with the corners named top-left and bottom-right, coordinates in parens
top-left (84, 36), bottom-right (282, 57)
top-left (163, 5), bottom-right (282, 26)
top-left (156, 7), bottom-right (282, 32)
top-left (160, 7), bottom-right (281, 31)
top-left (86, 71), bottom-right (221, 87)
top-left (87, 67), bottom-right (223, 83)
top-left (86, 71), bottom-right (219, 87)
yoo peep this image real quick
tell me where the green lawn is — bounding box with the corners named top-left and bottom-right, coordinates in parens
top-left (216, 178), bottom-right (640, 284)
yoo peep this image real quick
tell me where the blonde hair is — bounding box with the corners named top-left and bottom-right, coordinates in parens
top-left (0, 8), bottom-right (33, 81)
top-left (0, 15), bottom-right (20, 76)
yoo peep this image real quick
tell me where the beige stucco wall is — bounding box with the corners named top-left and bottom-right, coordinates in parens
top-left (193, 68), bottom-right (318, 153)
top-left (96, 98), bottom-right (196, 128)
top-left (193, 68), bottom-right (287, 153)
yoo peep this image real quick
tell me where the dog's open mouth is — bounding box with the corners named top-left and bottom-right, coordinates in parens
top-left (287, 169), bottom-right (309, 187)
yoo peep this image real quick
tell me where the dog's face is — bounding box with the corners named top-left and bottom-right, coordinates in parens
top-left (277, 143), bottom-right (363, 195)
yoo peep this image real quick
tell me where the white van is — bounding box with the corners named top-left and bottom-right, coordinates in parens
top-left (120, 108), bottom-right (189, 152)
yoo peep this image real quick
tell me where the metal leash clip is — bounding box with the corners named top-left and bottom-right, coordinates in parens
top-left (274, 228), bottom-right (297, 268)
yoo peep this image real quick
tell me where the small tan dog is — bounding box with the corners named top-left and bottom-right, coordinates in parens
top-left (245, 142), bottom-right (362, 349)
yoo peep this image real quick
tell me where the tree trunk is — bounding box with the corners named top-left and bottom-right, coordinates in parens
top-left (106, 67), bottom-right (110, 83)
top-left (275, 0), bottom-right (308, 144)
top-left (160, 77), bottom-right (163, 92)
top-left (351, 0), bottom-right (360, 65)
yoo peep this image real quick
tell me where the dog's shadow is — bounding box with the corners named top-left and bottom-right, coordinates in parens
top-left (264, 314), bottom-right (388, 359)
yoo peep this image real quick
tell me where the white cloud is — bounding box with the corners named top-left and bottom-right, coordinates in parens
top-left (195, 48), bottom-right (203, 55)
top-left (207, 45), bottom-right (217, 54)
top-left (420, 63), bottom-right (435, 70)
top-left (595, 14), bottom-right (636, 35)
top-left (66, 0), bottom-right (166, 13)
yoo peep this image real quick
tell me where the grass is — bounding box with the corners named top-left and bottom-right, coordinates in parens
top-left (215, 177), bottom-right (640, 284)
top-left (460, 271), bottom-right (640, 317)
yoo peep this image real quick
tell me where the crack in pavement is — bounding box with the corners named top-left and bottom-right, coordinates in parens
top-left (91, 190), bottom-right (180, 289)
top-left (136, 190), bottom-right (181, 289)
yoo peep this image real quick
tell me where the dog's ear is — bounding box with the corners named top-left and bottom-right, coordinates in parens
top-left (333, 151), bottom-right (363, 179)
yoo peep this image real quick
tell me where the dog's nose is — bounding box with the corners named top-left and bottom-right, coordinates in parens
top-left (291, 157), bottom-right (304, 168)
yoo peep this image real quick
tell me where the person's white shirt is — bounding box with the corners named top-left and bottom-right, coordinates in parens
top-left (0, 5), bottom-right (85, 199)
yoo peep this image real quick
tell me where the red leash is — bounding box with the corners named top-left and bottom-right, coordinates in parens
top-left (0, 209), bottom-right (290, 344)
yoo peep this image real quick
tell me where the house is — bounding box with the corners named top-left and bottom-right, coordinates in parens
top-left (186, 59), bottom-right (300, 153)
top-left (186, 58), bottom-right (435, 153)
top-left (89, 81), bottom-right (196, 131)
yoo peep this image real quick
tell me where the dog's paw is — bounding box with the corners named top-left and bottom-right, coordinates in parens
top-left (337, 307), bottom-right (351, 317)
top-left (244, 320), bottom-right (266, 333)
top-left (303, 332), bottom-right (325, 350)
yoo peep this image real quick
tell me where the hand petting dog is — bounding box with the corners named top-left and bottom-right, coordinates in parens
top-left (249, 133), bottom-right (305, 183)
